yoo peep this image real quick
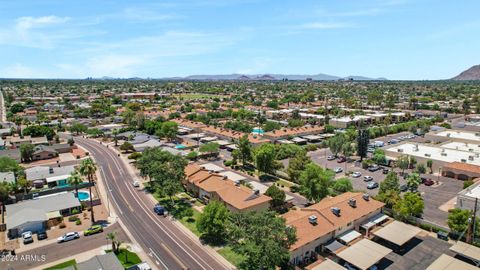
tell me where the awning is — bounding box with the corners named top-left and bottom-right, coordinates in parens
top-left (338, 230), bottom-right (362, 245)
top-left (450, 241), bottom-right (480, 263)
top-left (373, 220), bottom-right (421, 246)
top-left (325, 240), bottom-right (345, 253)
top-left (46, 210), bottom-right (62, 219)
top-left (311, 259), bottom-right (345, 270)
top-left (427, 254), bottom-right (478, 270)
top-left (336, 239), bottom-right (392, 270)
top-left (46, 174), bottom-right (70, 183)
top-left (361, 221), bottom-right (376, 230)
top-left (372, 214), bottom-right (389, 224)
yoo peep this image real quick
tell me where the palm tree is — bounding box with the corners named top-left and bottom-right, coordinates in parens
top-left (0, 182), bottom-right (12, 224)
top-left (16, 176), bottom-right (30, 196)
top-left (67, 170), bottom-right (83, 198)
top-left (112, 129), bottom-right (119, 147)
top-left (79, 158), bottom-right (97, 223)
top-left (106, 232), bottom-right (117, 253)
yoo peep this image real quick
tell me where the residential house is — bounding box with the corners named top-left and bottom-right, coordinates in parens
top-left (6, 192), bottom-right (81, 238)
top-left (70, 253), bottom-right (124, 270)
top-left (25, 165), bottom-right (76, 187)
top-left (283, 192), bottom-right (384, 265)
top-left (0, 148), bottom-right (21, 162)
top-left (32, 145), bottom-right (58, 161)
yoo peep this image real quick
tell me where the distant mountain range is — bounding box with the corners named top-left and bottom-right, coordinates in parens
top-left (452, 65), bottom-right (480, 80)
top-left (160, 73), bottom-right (387, 81)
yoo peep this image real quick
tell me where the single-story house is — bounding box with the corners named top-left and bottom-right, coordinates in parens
top-left (133, 139), bottom-right (163, 152)
top-left (32, 145), bottom-right (58, 161)
top-left (73, 253), bottom-right (124, 270)
top-left (25, 165), bottom-right (76, 183)
top-left (6, 192), bottom-right (81, 238)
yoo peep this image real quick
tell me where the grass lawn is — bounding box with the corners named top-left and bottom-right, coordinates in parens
top-left (107, 249), bottom-right (142, 268)
top-left (276, 179), bottom-right (296, 188)
top-left (44, 259), bottom-right (76, 270)
top-left (218, 246), bottom-right (245, 267)
top-left (179, 208), bottom-right (202, 237)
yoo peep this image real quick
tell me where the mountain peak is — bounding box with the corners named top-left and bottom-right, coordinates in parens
top-left (452, 65), bottom-right (480, 80)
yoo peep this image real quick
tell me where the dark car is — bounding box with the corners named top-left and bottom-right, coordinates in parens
top-left (382, 168), bottom-right (389, 174)
top-left (37, 231), bottom-right (48, 240)
top-left (400, 184), bottom-right (408, 192)
top-left (368, 165), bottom-right (380, 172)
top-left (337, 156), bottom-right (346, 163)
top-left (154, 204), bottom-right (165, 215)
top-left (423, 178), bottom-right (435, 186)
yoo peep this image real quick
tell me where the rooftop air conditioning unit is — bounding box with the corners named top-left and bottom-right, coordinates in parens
top-left (424, 154), bottom-right (431, 157)
top-left (331, 207), bottom-right (341, 217)
top-left (469, 156), bottom-right (474, 161)
top-left (461, 159), bottom-right (467, 163)
top-left (363, 193), bottom-right (370, 201)
top-left (308, 215), bottom-right (317, 224)
top-left (234, 180), bottom-right (241, 187)
top-left (348, 198), bottom-right (357, 208)
top-left (397, 149), bottom-right (403, 153)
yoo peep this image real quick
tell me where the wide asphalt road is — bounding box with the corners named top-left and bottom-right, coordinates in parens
top-left (75, 136), bottom-right (231, 270)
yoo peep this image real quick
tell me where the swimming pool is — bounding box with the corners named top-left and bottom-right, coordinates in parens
top-left (252, 127), bottom-right (264, 135)
top-left (77, 191), bottom-right (90, 201)
top-left (175, 144), bottom-right (186, 149)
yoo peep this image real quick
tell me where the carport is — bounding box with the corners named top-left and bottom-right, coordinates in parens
top-left (324, 240), bottom-right (345, 254)
top-left (449, 241), bottom-right (480, 266)
top-left (311, 259), bottom-right (345, 270)
top-left (336, 239), bottom-right (392, 270)
top-left (337, 230), bottom-right (362, 245)
top-left (373, 220), bottom-right (421, 246)
top-left (426, 254), bottom-right (478, 270)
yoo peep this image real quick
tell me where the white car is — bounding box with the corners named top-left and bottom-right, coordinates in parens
top-left (351, 172), bottom-right (362, 178)
top-left (334, 167), bottom-right (343, 173)
top-left (132, 180), bottom-right (140, 187)
top-left (364, 176), bottom-right (374, 182)
top-left (22, 231), bottom-right (33, 244)
top-left (57, 232), bottom-right (80, 243)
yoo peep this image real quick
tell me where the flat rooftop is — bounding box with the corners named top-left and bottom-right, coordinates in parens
top-left (435, 130), bottom-right (480, 142)
top-left (441, 141), bottom-right (480, 153)
top-left (386, 143), bottom-right (480, 165)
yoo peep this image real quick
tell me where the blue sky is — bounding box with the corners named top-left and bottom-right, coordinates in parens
top-left (0, 0), bottom-right (479, 79)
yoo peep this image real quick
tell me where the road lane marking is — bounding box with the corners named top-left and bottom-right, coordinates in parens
top-left (80, 138), bottom-right (218, 270)
top-left (100, 167), bottom-right (123, 215)
top-left (149, 247), bottom-right (170, 270)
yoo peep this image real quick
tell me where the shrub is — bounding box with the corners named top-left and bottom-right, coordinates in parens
top-left (75, 219), bottom-right (82, 225)
top-left (463, 180), bottom-right (474, 189)
top-left (128, 152), bottom-right (142, 160)
top-left (68, 215), bottom-right (79, 222)
top-left (305, 144), bottom-right (318, 152)
top-left (290, 185), bottom-right (299, 193)
top-left (59, 222), bottom-right (66, 229)
top-left (72, 208), bottom-right (80, 215)
top-left (224, 160), bottom-right (233, 167)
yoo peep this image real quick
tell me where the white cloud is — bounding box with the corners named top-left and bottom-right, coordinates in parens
top-left (15, 16), bottom-right (70, 31)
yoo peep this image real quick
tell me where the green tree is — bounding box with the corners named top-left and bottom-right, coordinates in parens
top-left (299, 163), bottom-right (334, 203)
top-left (196, 201), bottom-right (230, 244)
top-left (406, 173), bottom-right (421, 191)
top-left (379, 172), bottom-right (400, 194)
top-left (157, 121), bottom-right (178, 141)
top-left (16, 176), bottom-right (30, 195)
top-left (0, 156), bottom-right (24, 176)
top-left (447, 208), bottom-right (471, 234)
top-left (254, 143), bottom-right (276, 175)
top-left (287, 150), bottom-right (311, 183)
top-left (396, 155), bottom-right (410, 175)
top-left (20, 143), bottom-right (35, 162)
top-left (199, 142), bottom-right (220, 156)
top-left (112, 129), bottom-right (119, 147)
top-left (328, 134), bottom-right (345, 157)
top-left (237, 135), bottom-right (252, 165)
top-left (356, 129), bottom-right (369, 161)
top-left (376, 189), bottom-right (400, 209)
top-left (0, 182), bottom-right (12, 224)
top-left (79, 158), bottom-right (97, 223)
top-left (394, 192), bottom-right (424, 220)
top-left (265, 185), bottom-right (286, 210)
top-left (120, 142), bottom-right (135, 153)
top-left (332, 177), bottom-right (353, 193)
top-left (70, 122), bottom-right (88, 135)
top-left (426, 159), bottom-right (433, 174)
top-left (416, 163), bottom-right (426, 174)
top-left (372, 149), bottom-right (386, 165)
top-left (67, 170), bottom-right (83, 197)
top-left (227, 210), bottom-right (296, 270)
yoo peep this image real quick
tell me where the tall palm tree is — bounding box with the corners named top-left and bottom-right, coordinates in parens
top-left (112, 129), bottom-right (119, 147)
top-left (79, 158), bottom-right (97, 223)
top-left (0, 182), bottom-right (12, 224)
top-left (67, 170), bottom-right (83, 198)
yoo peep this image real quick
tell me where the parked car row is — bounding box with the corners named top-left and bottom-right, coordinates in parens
top-left (21, 231), bottom-right (48, 245)
top-left (57, 225), bottom-right (104, 243)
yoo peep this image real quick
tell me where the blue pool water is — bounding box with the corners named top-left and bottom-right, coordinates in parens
top-left (175, 144), bottom-right (186, 149)
top-left (77, 191), bottom-right (90, 201)
top-left (252, 128), bottom-right (264, 135)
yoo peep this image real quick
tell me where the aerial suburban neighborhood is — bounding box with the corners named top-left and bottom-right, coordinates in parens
top-left (1, 1), bottom-right (480, 270)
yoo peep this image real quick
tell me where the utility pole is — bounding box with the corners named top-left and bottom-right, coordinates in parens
top-left (472, 197), bottom-right (478, 244)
